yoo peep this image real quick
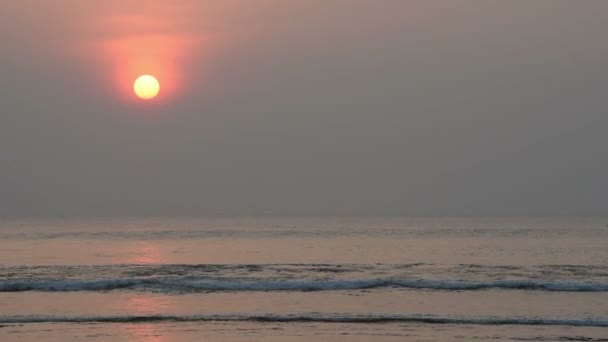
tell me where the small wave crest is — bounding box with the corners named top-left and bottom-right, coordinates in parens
top-left (1, 278), bottom-right (608, 293)
top-left (1, 314), bottom-right (607, 327)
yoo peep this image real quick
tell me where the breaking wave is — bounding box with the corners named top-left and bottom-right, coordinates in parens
top-left (1, 313), bottom-right (607, 327)
top-left (1, 277), bottom-right (608, 293)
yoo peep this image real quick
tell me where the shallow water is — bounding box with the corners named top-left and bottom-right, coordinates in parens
top-left (1, 217), bottom-right (607, 341)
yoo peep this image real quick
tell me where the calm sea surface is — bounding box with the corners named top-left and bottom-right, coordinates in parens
top-left (1, 217), bottom-right (607, 341)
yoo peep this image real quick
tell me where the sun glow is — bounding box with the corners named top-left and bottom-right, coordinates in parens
top-left (134, 75), bottom-right (160, 99)
top-left (99, 31), bottom-right (199, 104)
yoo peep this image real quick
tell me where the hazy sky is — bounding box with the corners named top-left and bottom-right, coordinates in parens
top-left (1, 0), bottom-right (607, 217)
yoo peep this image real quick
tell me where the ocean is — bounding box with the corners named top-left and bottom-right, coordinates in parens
top-left (1, 217), bottom-right (607, 341)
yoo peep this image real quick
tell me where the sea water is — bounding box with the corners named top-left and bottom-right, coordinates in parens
top-left (1, 217), bottom-right (607, 341)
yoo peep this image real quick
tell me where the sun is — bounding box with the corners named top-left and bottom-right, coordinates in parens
top-left (133, 75), bottom-right (160, 99)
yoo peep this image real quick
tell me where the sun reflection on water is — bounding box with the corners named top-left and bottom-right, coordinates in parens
top-left (126, 323), bottom-right (166, 342)
top-left (124, 295), bottom-right (176, 342)
top-left (128, 241), bottom-right (165, 264)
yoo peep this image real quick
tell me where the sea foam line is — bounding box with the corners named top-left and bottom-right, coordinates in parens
top-left (1, 278), bottom-right (608, 292)
top-left (1, 314), bottom-right (607, 327)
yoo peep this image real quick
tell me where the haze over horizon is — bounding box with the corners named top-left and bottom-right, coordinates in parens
top-left (1, 1), bottom-right (607, 217)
